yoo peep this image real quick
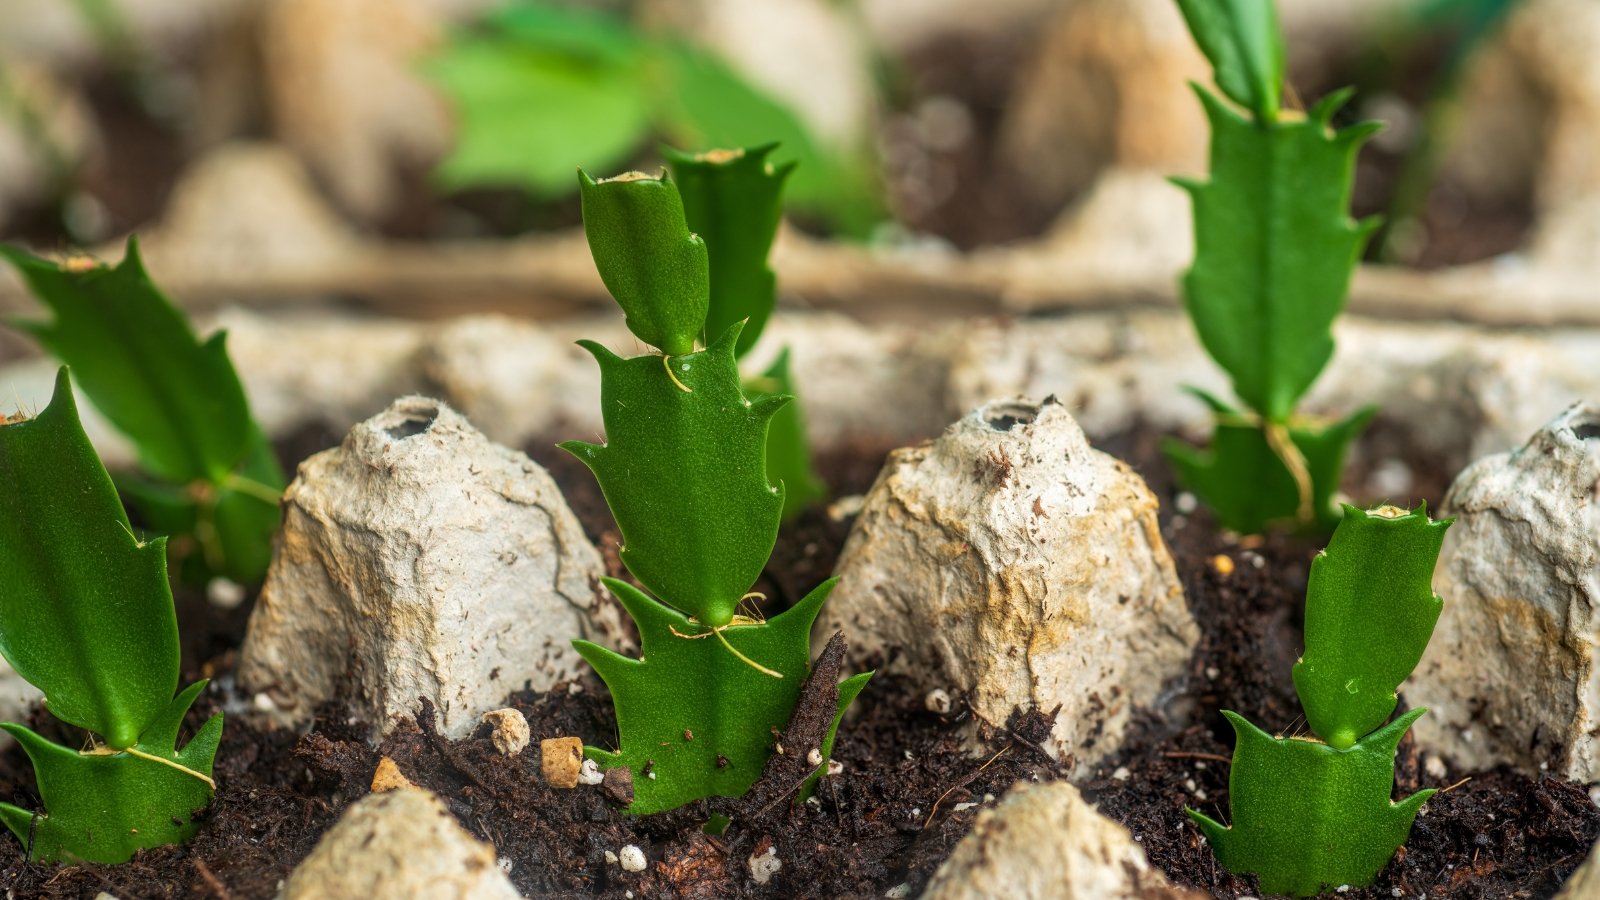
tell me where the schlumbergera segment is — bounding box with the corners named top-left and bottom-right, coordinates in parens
top-left (666, 144), bottom-right (826, 520)
top-left (1190, 505), bottom-right (1451, 896)
top-left (1163, 0), bottom-right (1379, 534)
top-left (566, 169), bottom-right (868, 815)
top-left (0, 369), bottom-right (222, 863)
top-left (0, 240), bottom-right (284, 583)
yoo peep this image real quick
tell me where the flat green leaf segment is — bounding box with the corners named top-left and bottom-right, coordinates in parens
top-left (1162, 391), bottom-right (1373, 534)
top-left (1294, 505), bottom-right (1450, 749)
top-left (1, 240), bottom-right (284, 583)
top-left (749, 350), bottom-right (826, 522)
top-left (0, 369), bottom-right (177, 749)
top-left (579, 170), bottom-right (709, 356)
top-left (665, 143), bottom-right (827, 521)
top-left (665, 144), bottom-right (793, 358)
top-left (0, 372), bottom-right (220, 863)
top-left (426, 2), bottom-right (882, 235)
top-left (1189, 709), bottom-right (1433, 898)
top-left (576, 579), bottom-right (852, 815)
top-left (560, 323), bottom-right (784, 628)
top-left (0, 681), bottom-right (222, 863)
top-left (1176, 86), bottom-right (1380, 422)
top-left (1175, 0), bottom-right (1285, 121)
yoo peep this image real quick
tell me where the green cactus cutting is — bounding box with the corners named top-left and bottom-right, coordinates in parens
top-left (1164, 0), bottom-right (1381, 533)
top-left (666, 143), bottom-right (826, 520)
top-left (567, 168), bottom-right (868, 814)
top-left (1190, 504), bottom-right (1452, 896)
top-left (0, 369), bottom-right (222, 863)
top-left (1, 240), bottom-right (283, 583)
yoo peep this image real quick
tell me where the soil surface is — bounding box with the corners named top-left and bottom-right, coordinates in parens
top-left (1, 424), bottom-right (1595, 899)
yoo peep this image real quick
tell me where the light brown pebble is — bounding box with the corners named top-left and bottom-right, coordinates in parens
top-left (480, 708), bottom-right (531, 756)
top-left (542, 736), bottom-right (584, 788)
top-left (370, 756), bottom-right (415, 792)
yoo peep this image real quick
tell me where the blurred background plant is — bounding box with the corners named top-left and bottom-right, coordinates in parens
top-left (426, 2), bottom-right (883, 236)
top-left (0, 0), bottom-right (1547, 262)
top-left (1347, 0), bottom-right (1524, 263)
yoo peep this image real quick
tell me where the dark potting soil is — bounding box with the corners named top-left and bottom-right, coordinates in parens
top-left (1, 425), bottom-right (1595, 898)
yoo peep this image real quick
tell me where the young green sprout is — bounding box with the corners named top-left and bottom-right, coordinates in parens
top-left (564, 168), bottom-right (869, 815)
top-left (1191, 504), bottom-right (1451, 896)
top-left (0, 369), bottom-right (222, 863)
top-left (1, 240), bottom-right (284, 584)
top-left (665, 143), bottom-right (826, 521)
top-left (1163, 0), bottom-right (1379, 534)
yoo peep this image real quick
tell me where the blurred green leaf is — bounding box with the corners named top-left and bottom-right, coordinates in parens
top-left (1175, 0), bottom-right (1286, 121)
top-left (486, 2), bottom-right (644, 62)
top-left (655, 46), bottom-right (881, 236)
top-left (427, 2), bottom-right (881, 234)
top-left (1, 239), bottom-right (284, 583)
top-left (4, 240), bottom-right (252, 485)
top-left (430, 37), bottom-right (651, 195)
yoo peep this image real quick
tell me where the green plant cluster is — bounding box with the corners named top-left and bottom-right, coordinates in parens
top-left (566, 168), bottom-right (869, 815)
top-left (0, 370), bottom-right (222, 864)
top-left (1189, 504), bottom-right (1451, 896)
top-left (427, 1), bottom-right (881, 236)
top-left (0, 0), bottom-right (1503, 883)
top-left (1163, 0), bottom-right (1379, 535)
top-left (1, 240), bottom-right (284, 584)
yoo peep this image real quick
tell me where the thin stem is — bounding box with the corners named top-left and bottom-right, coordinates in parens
top-left (669, 619), bottom-right (783, 679)
top-left (1264, 420), bottom-right (1315, 525)
top-left (661, 354), bottom-right (693, 393)
top-left (712, 627), bottom-right (782, 679)
top-left (220, 472), bottom-right (284, 505)
top-left (82, 745), bottom-right (215, 790)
